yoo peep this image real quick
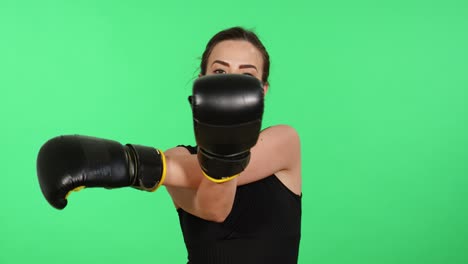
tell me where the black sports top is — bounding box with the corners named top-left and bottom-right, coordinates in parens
top-left (176, 145), bottom-right (302, 264)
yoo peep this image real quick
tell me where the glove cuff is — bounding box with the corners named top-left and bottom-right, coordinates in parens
top-left (125, 144), bottom-right (166, 191)
top-left (198, 148), bottom-right (250, 183)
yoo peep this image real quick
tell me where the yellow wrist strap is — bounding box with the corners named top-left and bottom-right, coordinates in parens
top-left (150, 149), bottom-right (167, 192)
top-left (202, 171), bottom-right (239, 183)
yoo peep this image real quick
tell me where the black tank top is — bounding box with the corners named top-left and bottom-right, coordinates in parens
top-left (176, 145), bottom-right (302, 264)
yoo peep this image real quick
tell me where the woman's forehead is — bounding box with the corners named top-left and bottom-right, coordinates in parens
top-left (208, 40), bottom-right (263, 66)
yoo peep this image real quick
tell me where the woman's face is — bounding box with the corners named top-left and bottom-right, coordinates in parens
top-left (204, 40), bottom-right (268, 91)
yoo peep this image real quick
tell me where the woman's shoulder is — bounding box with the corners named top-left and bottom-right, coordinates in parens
top-left (261, 124), bottom-right (300, 143)
top-left (258, 124), bottom-right (302, 195)
top-left (263, 124), bottom-right (299, 132)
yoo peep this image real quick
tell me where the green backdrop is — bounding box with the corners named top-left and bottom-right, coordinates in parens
top-left (1, 0), bottom-right (467, 263)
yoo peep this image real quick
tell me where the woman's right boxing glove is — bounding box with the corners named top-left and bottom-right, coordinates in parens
top-left (36, 135), bottom-right (166, 209)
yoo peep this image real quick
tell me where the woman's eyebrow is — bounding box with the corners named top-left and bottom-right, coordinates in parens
top-left (212, 60), bottom-right (258, 72)
top-left (239, 64), bottom-right (258, 71)
top-left (212, 60), bottom-right (230, 67)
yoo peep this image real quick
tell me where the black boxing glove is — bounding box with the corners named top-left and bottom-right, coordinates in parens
top-left (36, 135), bottom-right (166, 209)
top-left (190, 74), bottom-right (264, 182)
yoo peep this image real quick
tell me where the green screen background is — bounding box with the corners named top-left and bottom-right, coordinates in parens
top-left (1, 0), bottom-right (467, 263)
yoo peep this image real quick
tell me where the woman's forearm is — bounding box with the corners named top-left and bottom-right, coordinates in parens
top-left (195, 177), bottom-right (237, 222)
top-left (163, 153), bottom-right (238, 222)
top-left (163, 154), bottom-right (203, 188)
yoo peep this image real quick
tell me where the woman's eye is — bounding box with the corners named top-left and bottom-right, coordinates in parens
top-left (213, 69), bottom-right (226, 74)
top-left (243, 73), bottom-right (254, 77)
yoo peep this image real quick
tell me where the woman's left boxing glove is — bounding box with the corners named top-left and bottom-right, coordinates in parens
top-left (36, 135), bottom-right (166, 209)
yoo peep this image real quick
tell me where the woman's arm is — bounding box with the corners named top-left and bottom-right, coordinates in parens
top-left (163, 150), bottom-right (237, 222)
top-left (163, 124), bottom-right (301, 222)
top-left (164, 125), bottom-right (301, 190)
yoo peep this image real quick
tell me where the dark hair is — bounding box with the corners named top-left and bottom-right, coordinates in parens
top-left (200, 27), bottom-right (270, 84)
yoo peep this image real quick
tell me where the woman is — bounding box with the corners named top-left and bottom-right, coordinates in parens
top-left (163, 27), bottom-right (302, 264)
top-left (36, 26), bottom-right (301, 264)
